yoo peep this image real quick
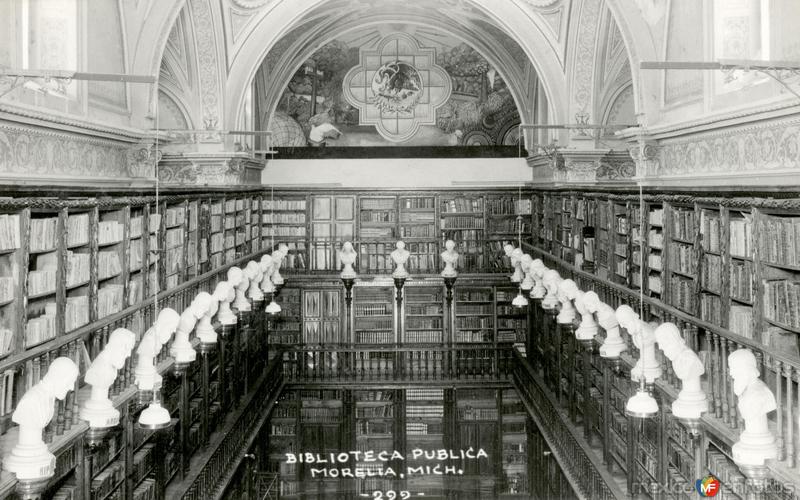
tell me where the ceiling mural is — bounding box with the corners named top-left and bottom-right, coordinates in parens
top-left (270, 28), bottom-right (521, 147)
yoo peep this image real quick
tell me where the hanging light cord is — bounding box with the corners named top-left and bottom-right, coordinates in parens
top-left (153, 84), bottom-right (160, 318)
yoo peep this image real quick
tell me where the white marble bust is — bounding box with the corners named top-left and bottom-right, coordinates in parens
top-left (271, 243), bottom-right (289, 286)
top-left (509, 248), bottom-right (523, 283)
top-left (583, 292), bottom-right (625, 357)
top-left (529, 259), bottom-right (547, 299)
top-left (216, 280), bottom-right (238, 326)
top-left (246, 261), bottom-right (264, 301)
top-left (80, 342), bottom-right (129, 428)
top-left (134, 308), bottom-right (180, 391)
top-left (655, 322), bottom-right (706, 419)
top-left (573, 291), bottom-right (599, 341)
top-left (171, 295), bottom-right (211, 364)
top-left (230, 266), bottom-right (251, 312)
top-left (520, 254), bottom-right (534, 291)
top-left (4, 357), bottom-right (79, 480)
top-left (440, 240), bottom-right (459, 278)
top-left (391, 241), bottom-right (410, 279)
top-left (541, 269), bottom-right (562, 309)
top-left (729, 349), bottom-right (778, 466)
top-left (556, 279), bottom-right (579, 324)
top-left (616, 305), bottom-right (661, 383)
top-left (259, 254), bottom-right (276, 293)
top-left (339, 241), bottom-right (357, 279)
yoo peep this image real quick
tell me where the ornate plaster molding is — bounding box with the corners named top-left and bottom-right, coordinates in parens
top-left (158, 153), bottom-right (265, 186)
top-left (0, 121), bottom-right (157, 182)
top-left (189, 0), bottom-right (222, 131)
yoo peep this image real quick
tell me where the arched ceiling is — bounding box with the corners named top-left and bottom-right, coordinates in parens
top-left (252, 2), bottom-right (542, 135)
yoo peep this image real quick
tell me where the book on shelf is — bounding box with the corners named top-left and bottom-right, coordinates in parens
top-left (649, 208), bottom-right (664, 226)
top-left (701, 254), bottom-right (722, 293)
top-left (441, 197), bottom-right (483, 213)
top-left (98, 251), bottom-right (122, 280)
top-left (356, 331), bottom-right (393, 343)
top-left (28, 252), bottom-right (57, 296)
top-left (98, 220), bottom-right (124, 245)
top-left (148, 213), bottom-right (161, 233)
top-left (729, 305), bottom-right (753, 339)
top-left (670, 208), bottom-right (696, 241)
top-left (700, 211), bottom-right (721, 253)
top-left (65, 295), bottom-right (89, 331)
top-left (30, 217), bottom-right (58, 252)
top-left (730, 215), bottom-right (753, 258)
top-left (166, 227), bottom-right (184, 248)
top-left (758, 215), bottom-right (799, 266)
top-left (762, 279), bottom-right (800, 330)
top-left (98, 284), bottom-right (124, 318)
top-left (0, 214), bottom-right (20, 250)
top-left (730, 260), bottom-right (754, 302)
top-left (668, 242), bottom-right (696, 276)
top-left (263, 199), bottom-right (306, 210)
top-left (699, 293), bottom-right (722, 326)
top-left (66, 251), bottom-right (90, 286)
top-left (66, 213), bottom-right (89, 247)
top-left (361, 198), bottom-right (395, 210)
top-left (405, 331), bottom-right (443, 343)
top-left (667, 275), bottom-right (694, 313)
top-left (165, 206), bottom-right (185, 227)
top-left (25, 302), bottom-right (56, 347)
top-left (440, 216), bottom-right (485, 230)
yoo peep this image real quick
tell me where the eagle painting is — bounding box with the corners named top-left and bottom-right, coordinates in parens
top-left (370, 60), bottom-right (423, 114)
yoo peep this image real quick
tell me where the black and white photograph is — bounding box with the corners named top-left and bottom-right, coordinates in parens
top-left (0, 0), bottom-right (799, 498)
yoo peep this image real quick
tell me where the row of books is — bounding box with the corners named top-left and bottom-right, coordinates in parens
top-left (30, 217), bottom-right (58, 252)
top-left (66, 213), bottom-right (90, 247)
top-left (442, 198), bottom-right (483, 213)
top-left (405, 331), bottom-right (443, 343)
top-left (649, 208), bottom-right (664, 226)
top-left (701, 254), bottom-right (722, 293)
top-left (356, 331), bottom-right (394, 343)
top-left (262, 213), bottom-right (306, 224)
top-left (360, 210), bottom-right (395, 223)
top-left (667, 275), bottom-right (695, 314)
top-left (729, 305), bottom-right (754, 338)
top-left (668, 242), bottom-right (696, 276)
top-left (763, 279), bottom-right (800, 329)
top-left (360, 227), bottom-right (395, 239)
top-left (649, 229), bottom-right (664, 248)
top-left (0, 214), bottom-right (20, 250)
top-left (29, 265), bottom-right (57, 296)
top-left (730, 217), bottom-right (753, 257)
top-left (91, 459), bottom-right (124, 500)
top-left (262, 199), bottom-right (306, 210)
top-left (400, 225), bottom-right (436, 238)
top-left (406, 318), bottom-right (442, 329)
top-left (165, 206), bottom-right (185, 227)
top-left (486, 198), bottom-right (530, 215)
top-left (730, 260), bottom-right (754, 302)
top-left (758, 216), bottom-right (800, 266)
top-left (699, 293), bottom-right (722, 326)
top-left (165, 227), bottom-right (184, 248)
top-left (25, 303), bottom-right (56, 347)
top-left (670, 208), bottom-right (696, 241)
top-left (361, 198), bottom-right (395, 210)
top-left (300, 407), bottom-right (341, 423)
top-left (490, 219), bottom-right (528, 234)
top-left (457, 317), bottom-right (493, 329)
top-left (407, 422), bottom-right (444, 435)
top-left (98, 251), bottom-right (122, 280)
top-left (701, 212), bottom-right (721, 253)
top-left (355, 317), bottom-right (393, 330)
top-left (65, 295), bottom-right (89, 331)
top-left (356, 405), bottom-right (393, 418)
top-left (98, 220), bottom-right (124, 245)
top-left (98, 285), bottom-right (124, 318)
top-left (440, 216), bottom-right (485, 229)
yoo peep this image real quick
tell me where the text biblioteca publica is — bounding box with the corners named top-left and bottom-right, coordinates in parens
top-left (285, 448), bottom-right (490, 479)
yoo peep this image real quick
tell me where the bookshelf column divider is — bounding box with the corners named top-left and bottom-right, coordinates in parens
top-left (56, 207), bottom-right (67, 337)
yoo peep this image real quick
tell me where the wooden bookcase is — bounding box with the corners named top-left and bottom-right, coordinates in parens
top-left (440, 194), bottom-right (485, 273)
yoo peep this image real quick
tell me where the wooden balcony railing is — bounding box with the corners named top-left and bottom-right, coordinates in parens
top-left (281, 344), bottom-right (516, 384)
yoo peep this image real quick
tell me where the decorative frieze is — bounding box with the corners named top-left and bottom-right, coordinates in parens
top-left (158, 153), bottom-right (265, 186)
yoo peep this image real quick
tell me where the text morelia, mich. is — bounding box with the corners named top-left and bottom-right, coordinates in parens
top-left (285, 448), bottom-right (489, 464)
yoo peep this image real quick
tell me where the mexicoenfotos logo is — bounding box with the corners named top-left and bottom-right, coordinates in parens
top-left (696, 475), bottom-right (721, 497)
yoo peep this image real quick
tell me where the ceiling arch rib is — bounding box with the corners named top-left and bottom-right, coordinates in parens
top-left (254, 11), bottom-right (540, 138)
top-left (225, 0), bottom-right (568, 136)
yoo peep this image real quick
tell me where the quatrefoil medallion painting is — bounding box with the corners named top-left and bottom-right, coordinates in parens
top-left (343, 33), bottom-right (453, 143)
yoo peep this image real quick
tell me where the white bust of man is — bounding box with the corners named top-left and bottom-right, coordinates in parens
top-left (529, 259), bottom-right (547, 299)
top-left (216, 280), bottom-right (238, 326)
top-left (729, 349), bottom-right (779, 466)
top-left (616, 305), bottom-right (661, 383)
top-left (339, 241), bottom-right (358, 279)
top-left (81, 340), bottom-right (130, 428)
top-left (4, 357), bottom-right (79, 480)
top-left (391, 241), bottom-right (410, 279)
top-left (260, 254), bottom-right (275, 293)
top-left (246, 261), bottom-right (264, 301)
top-left (556, 279), bottom-right (579, 324)
top-left (541, 269), bottom-right (562, 309)
top-left (510, 248), bottom-right (524, 283)
top-left (440, 240), bottom-right (459, 278)
top-left (520, 254), bottom-right (534, 291)
top-left (135, 308), bottom-right (180, 391)
top-left (230, 266), bottom-right (251, 312)
top-left (198, 287), bottom-right (225, 344)
top-left (271, 243), bottom-right (289, 286)
top-left (583, 292), bottom-right (626, 357)
top-left (171, 294), bottom-right (211, 363)
top-left (573, 291), bottom-right (599, 341)
top-left (655, 322), bottom-right (706, 419)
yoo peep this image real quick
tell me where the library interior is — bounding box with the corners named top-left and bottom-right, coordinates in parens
top-left (1, 0), bottom-right (800, 499)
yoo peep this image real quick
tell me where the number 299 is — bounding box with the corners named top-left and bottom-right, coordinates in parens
top-left (373, 490), bottom-right (411, 499)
